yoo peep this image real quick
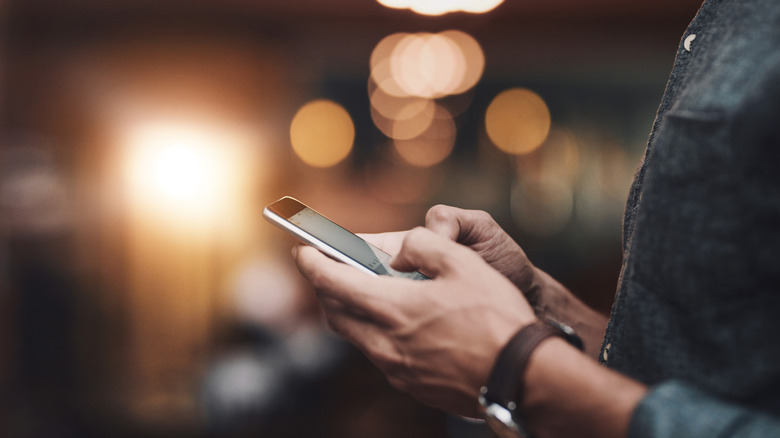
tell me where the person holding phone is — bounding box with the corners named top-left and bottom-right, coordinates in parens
top-left (292, 0), bottom-right (780, 436)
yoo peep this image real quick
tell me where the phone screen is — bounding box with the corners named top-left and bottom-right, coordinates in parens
top-left (266, 197), bottom-right (428, 280)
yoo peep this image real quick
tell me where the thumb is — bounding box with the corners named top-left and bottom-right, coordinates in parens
top-left (424, 205), bottom-right (462, 241)
top-left (390, 227), bottom-right (477, 278)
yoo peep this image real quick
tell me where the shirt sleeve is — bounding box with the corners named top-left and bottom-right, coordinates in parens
top-left (628, 381), bottom-right (780, 438)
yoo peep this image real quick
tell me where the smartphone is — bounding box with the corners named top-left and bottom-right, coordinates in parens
top-left (263, 196), bottom-right (428, 280)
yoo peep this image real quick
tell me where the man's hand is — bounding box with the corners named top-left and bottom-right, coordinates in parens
top-left (423, 205), bottom-right (539, 297)
top-left (360, 206), bottom-right (538, 298)
top-left (399, 205), bottom-right (608, 359)
top-left (293, 227), bottom-right (536, 417)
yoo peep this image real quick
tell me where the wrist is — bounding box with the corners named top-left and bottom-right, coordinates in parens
top-left (479, 320), bottom-right (583, 437)
top-left (521, 338), bottom-right (647, 438)
top-left (523, 268), bottom-right (558, 315)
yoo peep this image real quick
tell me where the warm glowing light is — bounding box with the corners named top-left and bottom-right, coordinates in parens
top-left (376, 0), bottom-right (504, 15)
top-left (122, 121), bottom-right (247, 222)
top-left (369, 84), bottom-right (432, 123)
top-left (153, 145), bottom-right (212, 200)
top-left (485, 88), bottom-right (551, 155)
top-left (370, 87), bottom-right (436, 140)
top-left (370, 34), bottom-right (409, 98)
top-left (440, 30), bottom-right (484, 95)
top-left (370, 30), bottom-right (484, 100)
top-left (393, 105), bottom-right (456, 167)
top-left (393, 33), bottom-right (465, 98)
top-left (460, 0), bottom-right (506, 12)
top-left (368, 30), bottom-right (483, 155)
top-left (290, 100), bottom-right (355, 168)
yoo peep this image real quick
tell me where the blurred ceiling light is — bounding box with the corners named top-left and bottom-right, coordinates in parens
top-left (393, 105), bottom-right (456, 167)
top-left (370, 33), bottom-right (409, 98)
top-left (368, 30), bottom-right (484, 154)
top-left (393, 33), bottom-right (465, 99)
top-left (440, 31), bottom-right (485, 95)
top-left (370, 30), bottom-right (484, 100)
top-left (377, 0), bottom-right (504, 16)
top-left (370, 88), bottom-right (436, 140)
top-left (122, 119), bottom-right (251, 224)
top-left (369, 84), bottom-right (432, 122)
top-left (289, 100), bottom-right (355, 168)
top-left (485, 88), bottom-right (551, 155)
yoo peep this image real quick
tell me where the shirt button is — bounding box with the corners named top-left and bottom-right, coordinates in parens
top-left (684, 34), bottom-right (697, 52)
top-left (602, 343), bottom-right (611, 362)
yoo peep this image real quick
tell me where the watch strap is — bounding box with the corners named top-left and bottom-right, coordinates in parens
top-left (483, 319), bottom-right (583, 409)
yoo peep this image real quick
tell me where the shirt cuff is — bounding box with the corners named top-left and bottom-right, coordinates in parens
top-left (628, 380), bottom-right (780, 438)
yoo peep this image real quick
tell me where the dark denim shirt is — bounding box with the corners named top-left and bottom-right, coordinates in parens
top-left (599, 0), bottom-right (780, 435)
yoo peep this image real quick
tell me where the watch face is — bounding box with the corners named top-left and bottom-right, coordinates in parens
top-left (484, 414), bottom-right (524, 438)
top-left (483, 403), bottom-right (525, 438)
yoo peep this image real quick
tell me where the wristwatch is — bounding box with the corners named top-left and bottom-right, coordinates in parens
top-left (478, 319), bottom-right (583, 438)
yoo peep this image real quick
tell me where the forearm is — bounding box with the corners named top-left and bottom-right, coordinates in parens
top-left (521, 338), bottom-right (647, 438)
top-left (528, 269), bottom-right (609, 359)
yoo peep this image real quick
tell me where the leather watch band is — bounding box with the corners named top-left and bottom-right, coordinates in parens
top-left (479, 319), bottom-right (583, 438)
top-left (483, 321), bottom-right (564, 408)
top-left (483, 319), bottom-right (583, 409)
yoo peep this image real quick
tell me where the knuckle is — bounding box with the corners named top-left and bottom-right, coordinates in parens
top-left (368, 344), bottom-right (405, 373)
top-left (308, 269), bottom-right (333, 291)
top-left (474, 209), bottom-right (495, 224)
top-left (322, 313), bottom-right (344, 336)
top-left (405, 226), bottom-right (429, 242)
top-left (425, 204), bottom-right (455, 224)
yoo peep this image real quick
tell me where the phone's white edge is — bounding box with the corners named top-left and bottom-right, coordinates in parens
top-left (262, 206), bottom-right (379, 277)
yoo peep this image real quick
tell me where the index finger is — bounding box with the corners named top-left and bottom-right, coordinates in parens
top-left (292, 244), bottom-right (411, 325)
top-left (390, 227), bottom-right (480, 277)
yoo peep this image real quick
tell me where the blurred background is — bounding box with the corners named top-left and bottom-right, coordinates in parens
top-left (0, 0), bottom-right (702, 436)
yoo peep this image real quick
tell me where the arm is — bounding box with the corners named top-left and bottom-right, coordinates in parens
top-left (294, 227), bottom-right (537, 416)
top-left (521, 337), bottom-right (646, 438)
top-left (295, 209), bottom-right (780, 437)
top-left (295, 233), bottom-right (780, 438)
top-left (293, 226), bottom-right (645, 435)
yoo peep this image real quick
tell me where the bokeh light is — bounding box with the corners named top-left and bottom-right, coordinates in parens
top-left (485, 88), bottom-right (552, 155)
top-left (122, 119), bottom-right (250, 225)
top-left (368, 30), bottom-right (485, 167)
top-left (439, 30), bottom-right (485, 95)
top-left (370, 87), bottom-right (436, 140)
top-left (393, 105), bottom-right (456, 167)
top-left (376, 0), bottom-right (504, 16)
top-left (393, 33), bottom-right (465, 99)
top-left (290, 100), bottom-right (355, 168)
top-left (371, 31), bottom-right (484, 99)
